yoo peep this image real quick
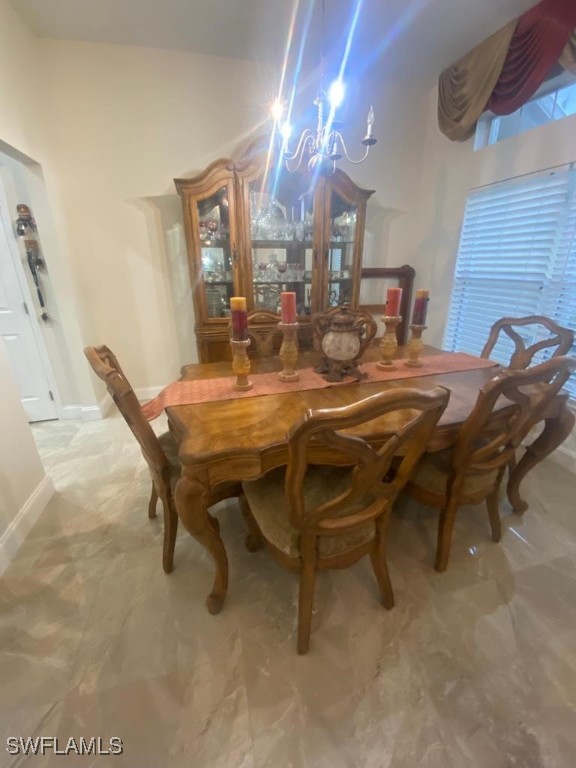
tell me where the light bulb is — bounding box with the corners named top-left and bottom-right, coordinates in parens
top-left (280, 123), bottom-right (292, 142)
top-left (328, 80), bottom-right (345, 108)
top-left (271, 98), bottom-right (284, 122)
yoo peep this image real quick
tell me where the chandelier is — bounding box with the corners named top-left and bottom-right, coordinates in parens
top-left (271, 0), bottom-right (377, 175)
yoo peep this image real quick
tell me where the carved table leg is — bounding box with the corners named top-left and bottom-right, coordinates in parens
top-left (507, 407), bottom-right (575, 514)
top-left (175, 470), bottom-right (229, 614)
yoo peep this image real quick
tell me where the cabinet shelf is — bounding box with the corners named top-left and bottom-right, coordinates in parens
top-left (253, 279), bottom-right (311, 285)
top-left (251, 239), bottom-right (311, 249)
top-left (201, 240), bottom-right (229, 248)
top-left (251, 239), bottom-right (355, 249)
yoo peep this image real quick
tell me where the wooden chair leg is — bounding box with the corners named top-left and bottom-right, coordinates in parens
top-left (370, 521), bottom-right (394, 609)
top-left (148, 484), bottom-right (158, 519)
top-left (297, 537), bottom-right (317, 655)
top-left (239, 493), bottom-right (265, 552)
top-left (162, 496), bottom-right (178, 574)
top-left (435, 497), bottom-right (459, 573)
top-left (486, 486), bottom-right (502, 543)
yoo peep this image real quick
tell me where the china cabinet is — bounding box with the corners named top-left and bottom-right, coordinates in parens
top-left (175, 141), bottom-right (375, 363)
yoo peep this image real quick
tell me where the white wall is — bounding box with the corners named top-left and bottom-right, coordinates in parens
top-left (0, 337), bottom-right (46, 526)
top-left (0, 338), bottom-right (54, 571)
top-left (34, 39), bottom-right (266, 393)
top-left (407, 84), bottom-right (576, 468)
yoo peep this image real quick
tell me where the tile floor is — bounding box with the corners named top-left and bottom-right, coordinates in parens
top-left (1, 412), bottom-right (575, 767)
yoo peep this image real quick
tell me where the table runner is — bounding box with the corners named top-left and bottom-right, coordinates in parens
top-left (142, 352), bottom-right (498, 420)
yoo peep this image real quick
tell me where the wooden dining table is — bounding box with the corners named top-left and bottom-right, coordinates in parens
top-left (165, 345), bottom-right (574, 614)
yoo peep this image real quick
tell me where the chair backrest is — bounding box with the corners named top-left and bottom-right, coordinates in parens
top-left (246, 310), bottom-right (283, 357)
top-left (284, 386), bottom-right (450, 534)
top-left (481, 315), bottom-right (574, 369)
top-left (452, 356), bottom-right (576, 483)
top-left (84, 345), bottom-right (169, 475)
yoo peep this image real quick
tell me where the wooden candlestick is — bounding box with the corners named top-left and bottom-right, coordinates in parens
top-left (405, 324), bottom-right (427, 368)
top-left (230, 339), bottom-right (253, 390)
top-left (377, 316), bottom-right (401, 369)
top-left (278, 322), bottom-right (300, 382)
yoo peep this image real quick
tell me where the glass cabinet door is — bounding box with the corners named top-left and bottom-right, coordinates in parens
top-left (195, 183), bottom-right (235, 320)
top-left (318, 171), bottom-right (374, 312)
top-left (324, 187), bottom-right (358, 309)
top-left (248, 169), bottom-right (314, 317)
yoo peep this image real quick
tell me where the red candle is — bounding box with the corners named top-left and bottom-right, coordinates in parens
top-left (230, 296), bottom-right (248, 341)
top-left (411, 289), bottom-right (429, 325)
top-left (385, 287), bottom-right (403, 317)
top-left (280, 291), bottom-right (297, 324)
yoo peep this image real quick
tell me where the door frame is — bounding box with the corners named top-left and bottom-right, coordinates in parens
top-left (0, 177), bottom-right (61, 420)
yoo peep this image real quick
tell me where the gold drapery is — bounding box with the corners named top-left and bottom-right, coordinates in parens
top-left (437, 22), bottom-right (516, 142)
top-left (559, 29), bottom-right (576, 72)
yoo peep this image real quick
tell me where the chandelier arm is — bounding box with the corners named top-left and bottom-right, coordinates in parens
top-left (336, 134), bottom-right (371, 165)
top-left (283, 130), bottom-right (316, 162)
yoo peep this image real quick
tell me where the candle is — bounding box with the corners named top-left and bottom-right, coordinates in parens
top-left (411, 289), bottom-right (430, 326)
top-left (280, 291), bottom-right (297, 324)
top-left (366, 105), bottom-right (375, 137)
top-left (385, 287), bottom-right (403, 317)
top-left (230, 296), bottom-right (248, 341)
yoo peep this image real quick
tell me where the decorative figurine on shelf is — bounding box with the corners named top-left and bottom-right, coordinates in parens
top-left (14, 204), bottom-right (37, 237)
top-left (313, 305), bottom-right (377, 382)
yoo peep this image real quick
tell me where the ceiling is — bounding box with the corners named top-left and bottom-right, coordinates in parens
top-left (11, 0), bottom-right (537, 86)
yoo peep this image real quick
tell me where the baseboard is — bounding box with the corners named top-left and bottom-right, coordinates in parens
top-left (80, 405), bottom-right (103, 421)
top-left (58, 395), bottom-right (114, 421)
top-left (57, 388), bottom-right (161, 420)
top-left (0, 475), bottom-right (55, 576)
top-left (59, 404), bottom-right (83, 420)
top-left (82, 393), bottom-right (113, 421)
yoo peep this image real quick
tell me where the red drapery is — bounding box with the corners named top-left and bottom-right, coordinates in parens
top-left (488, 0), bottom-right (576, 115)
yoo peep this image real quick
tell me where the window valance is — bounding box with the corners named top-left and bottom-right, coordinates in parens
top-left (438, 0), bottom-right (576, 141)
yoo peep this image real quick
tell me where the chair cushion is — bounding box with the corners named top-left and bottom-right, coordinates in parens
top-left (242, 466), bottom-right (375, 559)
top-left (410, 448), bottom-right (498, 497)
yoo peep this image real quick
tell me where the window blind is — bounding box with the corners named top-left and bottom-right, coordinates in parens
top-left (443, 168), bottom-right (576, 397)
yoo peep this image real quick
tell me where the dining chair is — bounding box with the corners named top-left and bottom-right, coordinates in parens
top-left (84, 345), bottom-right (240, 574)
top-left (246, 310), bottom-right (283, 357)
top-left (240, 386), bottom-right (450, 653)
top-left (481, 315), bottom-right (574, 477)
top-left (405, 356), bottom-right (576, 573)
top-left (481, 315), bottom-right (574, 368)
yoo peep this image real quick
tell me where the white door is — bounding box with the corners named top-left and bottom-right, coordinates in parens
top-left (0, 204), bottom-right (58, 422)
